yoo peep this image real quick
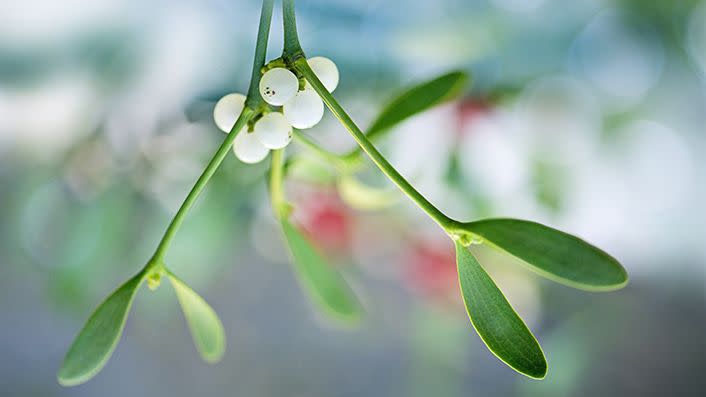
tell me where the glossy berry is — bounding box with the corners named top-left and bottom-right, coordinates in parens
top-left (253, 112), bottom-right (292, 149)
top-left (259, 68), bottom-right (299, 106)
top-left (283, 86), bottom-right (324, 129)
top-left (213, 93), bottom-right (246, 133)
top-left (233, 131), bottom-right (269, 164)
top-left (307, 56), bottom-right (339, 92)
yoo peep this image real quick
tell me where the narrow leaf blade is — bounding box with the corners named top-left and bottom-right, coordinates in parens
top-left (455, 242), bottom-right (547, 379)
top-left (58, 272), bottom-right (144, 386)
top-left (280, 218), bottom-right (362, 322)
top-left (168, 272), bottom-right (226, 364)
top-left (463, 219), bottom-right (628, 291)
top-left (366, 71), bottom-right (469, 142)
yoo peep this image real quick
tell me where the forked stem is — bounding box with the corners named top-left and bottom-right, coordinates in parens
top-left (152, 0), bottom-right (274, 262)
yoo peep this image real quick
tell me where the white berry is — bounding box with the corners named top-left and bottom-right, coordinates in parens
top-left (259, 68), bottom-right (299, 106)
top-left (307, 57), bottom-right (339, 92)
top-left (253, 112), bottom-right (292, 149)
top-left (233, 131), bottom-right (269, 164)
top-left (283, 87), bottom-right (324, 129)
top-left (213, 93), bottom-right (246, 133)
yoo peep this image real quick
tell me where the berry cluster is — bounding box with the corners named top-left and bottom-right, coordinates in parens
top-left (56, 0), bottom-right (630, 385)
top-left (213, 56), bottom-right (339, 164)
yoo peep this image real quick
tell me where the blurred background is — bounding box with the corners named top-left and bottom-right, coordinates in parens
top-left (1, 0), bottom-right (705, 396)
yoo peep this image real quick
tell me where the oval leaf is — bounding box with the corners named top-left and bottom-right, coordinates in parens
top-left (461, 219), bottom-right (628, 291)
top-left (337, 175), bottom-right (399, 210)
top-left (366, 71), bottom-right (469, 141)
top-left (280, 218), bottom-right (362, 322)
top-left (455, 242), bottom-right (547, 379)
top-left (167, 272), bottom-right (226, 364)
top-left (58, 272), bottom-right (144, 386)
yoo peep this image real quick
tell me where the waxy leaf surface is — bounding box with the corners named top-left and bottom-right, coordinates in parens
top-left (462, 219), bottom-right (628, 291)
top-left (456, 242), bottom-right (547, 379)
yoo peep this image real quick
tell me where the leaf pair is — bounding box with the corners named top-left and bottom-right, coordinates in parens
top-left (453, 219), bottom-right (628, 378)
top-left (57, 269), bottom-right (225, 386)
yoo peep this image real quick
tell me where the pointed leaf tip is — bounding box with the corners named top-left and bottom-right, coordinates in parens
top-left (57, 272), bottom-right (144, 386)
top-left (455, 242), bottom-right (547, 379)
top-left (168, 272), bottom-right (226, 364)
top-left (461, 219), bottom-right (628, 291)
top-left (280, 218), bottom-right (363, 322)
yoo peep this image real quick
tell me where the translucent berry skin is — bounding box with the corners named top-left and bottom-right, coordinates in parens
top-left (259, 68), bottom-right (299, 106)
top-left (283, 87), bottom-right (324, 129)
top-left (253, 112), bottom-right (292, 149)
top-left (233, 131), bottom-right (269, 164)
top-left (307, 57), bottom-right (339, 92)
top-left (213, 93), bottom-right (246, 133)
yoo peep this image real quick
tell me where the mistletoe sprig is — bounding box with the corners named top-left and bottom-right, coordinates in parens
top-left (58, 0), bottom-right (627, 386)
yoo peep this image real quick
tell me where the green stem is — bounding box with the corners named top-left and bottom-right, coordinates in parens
top-left (269, 149), bottom-right (287, 218)
top-left (282, 0), bottom-right (304, 59)
top-left (153, 110), bottom-right (254, 261)
top-left (151, 0), bottom-right (274, 263)
top-left (282, 0), bottom-right (455, 233)
top-left (246, 0), bottom-right (275, 108)
top-left (294, 59), bottom-right (455, 231)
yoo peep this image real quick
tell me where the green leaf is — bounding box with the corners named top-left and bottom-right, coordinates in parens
top-left (455, 242), bottom-right (547, 379)
top-left (337, 174), bottom-right (399, 210)
top-left (460, 219), bottom-right (628, 291)
top-left (280, 218), bottom-right (362, 322)
top-left (57, 272), bottom-right (144, 386)
top-left (364, 71), bottom-right (468, 143)
top-left (167, 272), bottom-right (226, 364)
